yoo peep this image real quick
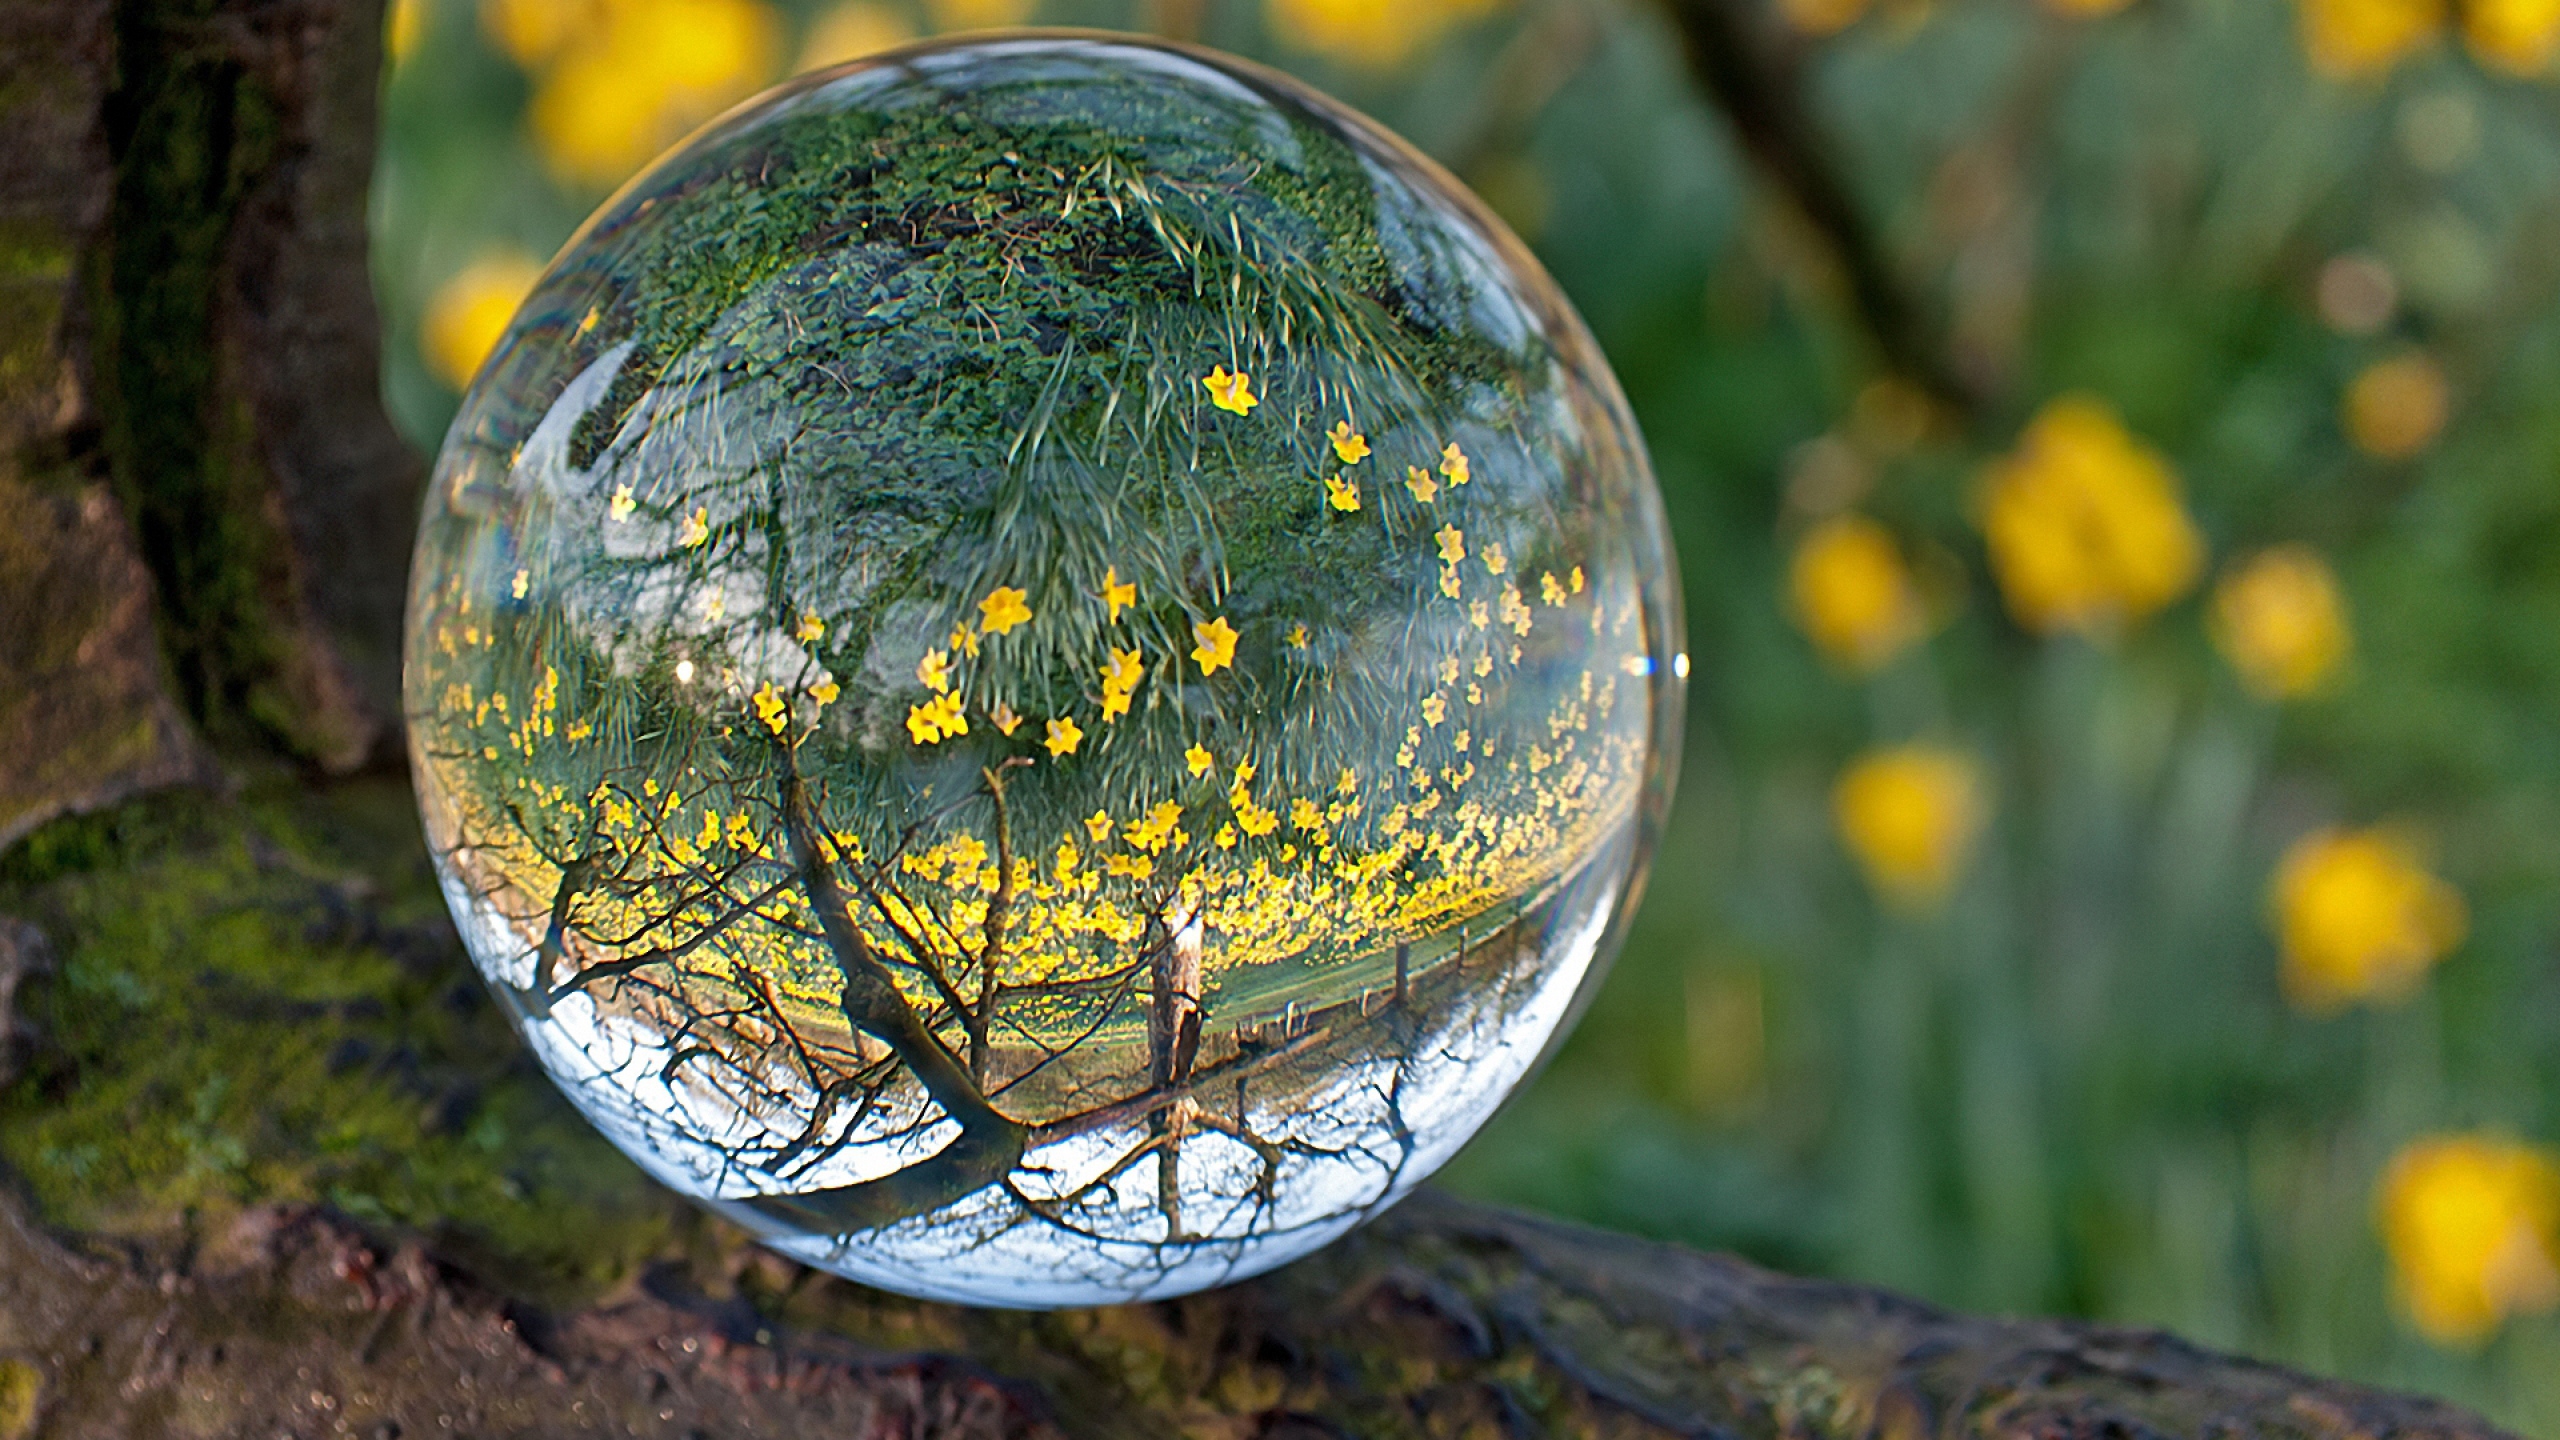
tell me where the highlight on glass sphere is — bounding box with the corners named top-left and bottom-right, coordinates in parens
top-left (404, 30), bottom-right (1684, 1308)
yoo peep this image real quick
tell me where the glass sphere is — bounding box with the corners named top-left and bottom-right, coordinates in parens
top-left (405, 32), bottom-right (1683, 1308)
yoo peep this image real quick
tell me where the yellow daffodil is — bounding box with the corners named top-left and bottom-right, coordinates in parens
top-left (2273, 826), bottom-right (2467, 1011)
top-left (2211, 546), bottom-right (2353, 699)
top-left (752, 681), bottom-right (788, 735)
top-left (1439, 568), bottom-right (1463, 599)
top-left (916, 648), bottom-right (951, 693)
top-left (1102, 566), bottom-right (1136, 622)
top-left (1328, 421), bottom-right (1370, 464)
top-left (979, 585), bottom-right (1033, 635)
top-left (2345, 352), bottom-right (2450, 460)
top-left (1405, 466), bottom-right (1438, 503)
top-left (2378, 1136), bottom-right (2560, 1345)
top-left (1045, 716), bottom-right (1084, 757)
top-left (950, 621), bottom-right (980, 658)
top-left (1421, 693), bottom-right (1448, 726)
top-left (989, 699), bottom-right (1022, 736)
top-left (1976, 395), bottom-right (2203, 638)
top-left (1191, 615), bottom-right (1240, 675)
top-left (1202, 366), bottom-right (1259, 415)
top-left (2297, 0), bottom-right (2444, 77)
top-left (904, 691), bottom-right (966, 745)
top-left (422, 250), bottom-right (542, 390)
top-left (678, 507), bottom-right (710, 548)
top-left (1482, 542), bottom-right (1507, 576)
top-left (1789, 513), bottom-right (1928, 673)
top-left (795, 612), bottom-right (826, 643)
top-left (1186, 744), bottom-right (1214, 778)
top-left (609, 483), bottom-right (636, 521)
top-left (1832, 745), bottom-right (1985, 909)
top-left (1324, 474), bottom-right (1361, 512)
top-left (1103, 645), bottom-right (1143, 692)
top-left (808, 677), bottom-right (840, 706)
top-left (1435, 524), bottom-right (1466, 566)
top-left (1287, 622), bottom-right (1311, 649)
top-left (1439, 442), bottom-right (1470, 485)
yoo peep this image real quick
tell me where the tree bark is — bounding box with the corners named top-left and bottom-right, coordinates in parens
top-left (0, 2), bottom-right (2522, 1437)
top-left (0, 1180), bottom-right (2517, 1440)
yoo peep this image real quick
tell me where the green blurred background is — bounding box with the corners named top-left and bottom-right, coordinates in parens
top-left (372, 0), bottom-right (2560, 1429)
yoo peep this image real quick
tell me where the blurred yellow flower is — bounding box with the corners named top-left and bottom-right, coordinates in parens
top-left (2378, 1136), bottom-right (2560, 1345)
top-left (2040, 0), bottom-right (2135, 18)
top-left (387, 0), bottom-right (428, 65)
top-left (2344, 352), bottom-right (2450, 460)
top-left (481, 0), bottom-right (611, 66)
top-left (2464, 0), bottom-right (2560, 71)
top-left (492, 0), bottom-right (783, 189)
top-left (1788, 513), bottom-right (1927, 673)
top-left (1266, 0), bottom-right (1504, 68)
top-left (2296, 0), bottom-right (2444, 79)
top-left (927, 0), bottom-right (1034, 30)
top-left (2272, 826), bottom-right (2467, 1011)
top-left (795, 2), bottom-right (914, 72)
top-left (1833, 745), bottom-right (1985, 909)
top-left (1778, 0), bottom-right (1868, 36)
top-left (2211, 546), bottom-right (2353, 699)
top-left (421, 250), bottom-right (543, 390)
top-left (1976, 395), bottom-right (2203, 639)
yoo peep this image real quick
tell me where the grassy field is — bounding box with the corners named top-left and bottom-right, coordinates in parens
top-left (373, 0), bottom-right (2560, 1430)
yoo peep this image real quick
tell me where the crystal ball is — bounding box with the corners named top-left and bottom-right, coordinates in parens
top-left (405, 32), bottom-right (1683, 1307)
